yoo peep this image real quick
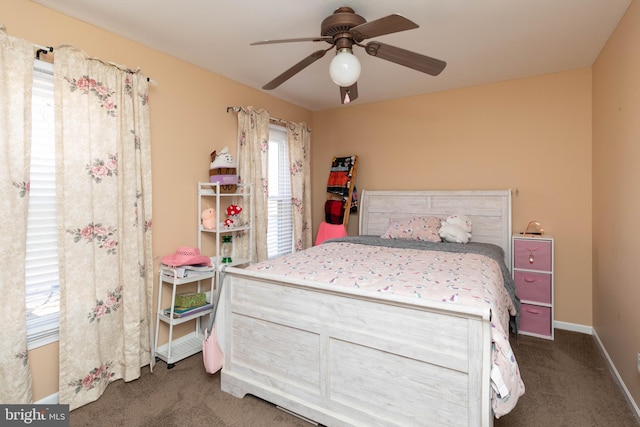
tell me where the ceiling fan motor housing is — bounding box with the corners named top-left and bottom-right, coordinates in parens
top-left (321, 6), bottom-right (366, 47)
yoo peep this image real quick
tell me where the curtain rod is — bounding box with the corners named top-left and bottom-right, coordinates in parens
top-left (32, 44), bottom-right (155, 83)
top-left (34, 44), bottom-right (53, 60)
top-left (226, 106), bottom-right (287, 125)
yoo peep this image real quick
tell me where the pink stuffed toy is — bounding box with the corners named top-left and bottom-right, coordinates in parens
top-left (201, 208), bottom-right (216, 230)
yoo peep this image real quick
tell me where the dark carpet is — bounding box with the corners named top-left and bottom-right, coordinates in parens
top-left (69, 329), bottom-right (639, 426)
top-left (495, 329), bottom-right (639, 426)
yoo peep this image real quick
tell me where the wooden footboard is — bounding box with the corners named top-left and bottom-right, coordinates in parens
top-left (219, 267), bottom-right (494, 427)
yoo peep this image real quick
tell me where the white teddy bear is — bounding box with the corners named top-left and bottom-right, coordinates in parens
top-left (439, 214), bottom-right (472, 244)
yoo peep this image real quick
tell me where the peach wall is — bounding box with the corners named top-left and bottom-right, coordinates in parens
top-left (1, 0), bottom-right (312, 401)
top-left (3, 0), bottom-right (606, 409)
top-left (592, 0), bottom-right (640, 408)
top-left (312, 70), bottom-right (593, 328)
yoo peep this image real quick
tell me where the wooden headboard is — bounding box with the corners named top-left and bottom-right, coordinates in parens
top-left (358, 189), bottom-right (513, 270)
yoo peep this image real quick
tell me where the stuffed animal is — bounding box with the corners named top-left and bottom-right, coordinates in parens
top-left (445, 214), bottom-right (472, 233)
top-left (439, 223), bottom-right (469, 243)
top-left (210, 147), bottom-right (236, 169)
top-left (209, 147), bottom-right (238, 192)
top-left (226, 204), bottom-right (242, 217)
top-left (223, 218), bottom-right (235, 228)
top-left (201, 208), bottom-right (216, 230)
top-left (439, 214), bottom-right (472, 244)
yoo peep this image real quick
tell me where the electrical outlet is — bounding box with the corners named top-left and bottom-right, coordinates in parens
top-left (637, 353), bottom-right (640, 374)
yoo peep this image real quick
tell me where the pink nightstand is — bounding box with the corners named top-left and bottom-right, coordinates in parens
top-left (512, 235), bottom-right (554, 340)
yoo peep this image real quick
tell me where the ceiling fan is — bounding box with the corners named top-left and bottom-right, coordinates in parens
top-left (251, 6), bottom-right (447, 104)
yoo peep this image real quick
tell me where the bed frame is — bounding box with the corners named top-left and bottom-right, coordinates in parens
top-left (219, 190), bottom-right (512, 427)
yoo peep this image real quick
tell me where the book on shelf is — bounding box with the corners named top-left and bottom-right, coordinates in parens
top-left (162, 303), bottom-right (212, 318)
top-left (160, 263), bottom-right (214, 278)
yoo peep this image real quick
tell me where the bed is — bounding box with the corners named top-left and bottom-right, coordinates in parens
top-left (217, 189), bottom-right (524, 426)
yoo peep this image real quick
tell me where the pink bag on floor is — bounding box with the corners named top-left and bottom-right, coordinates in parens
top-left (203, 326), bottom-right (223, 374)
top-left (202, 266), bottom-right (226, 374)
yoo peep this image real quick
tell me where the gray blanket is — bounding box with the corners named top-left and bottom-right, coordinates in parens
top-left (326, 235), bottom-right (520, 333)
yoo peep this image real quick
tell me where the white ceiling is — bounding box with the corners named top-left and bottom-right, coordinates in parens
top-left (33, 0), bottom-right (631, 111)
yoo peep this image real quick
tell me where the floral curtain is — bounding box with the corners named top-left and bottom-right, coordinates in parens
top-left (236, 107), bottom-right (270, 263)
top-left (286, 122), bottom-right (312, 251)
top-left (0, 25), bottom-right (35, 404)
top-left (54, 46), bottom-right (153, 410)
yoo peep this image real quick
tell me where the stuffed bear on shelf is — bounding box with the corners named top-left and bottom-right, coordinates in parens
top-left (201, 208), bottom-right (216, 230)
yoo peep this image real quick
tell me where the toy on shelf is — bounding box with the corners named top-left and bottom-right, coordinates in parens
top-left (209, 147), bottom-right (237, 193)
top-left (221, 235), bottom-right (233, 263)
top-left (224, 204), bottom-right (242, 228)
top-left (201, 208), bottom-right (216, 230)
top-left (226, 204), bottom-right (242, 217)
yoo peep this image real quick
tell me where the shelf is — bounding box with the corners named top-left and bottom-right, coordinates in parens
top-left (211, 256), bottom-right (250, 268)
top-left (197, 182), bottom-right (253, 273)
top-left (158, 304), bottom-right (214, 325)
top-left (198, 183), bottom-right (250, 197)
top-left (155, 331), bottom-right (205, 365)
top-left (154, 182), bottom-right (252, 369)
top-left (159, 271), bottom-right (215, 285)
top-left (155, 264), bottom-right (214, 367)
top-left (199, 224), bottom-right (250, 233)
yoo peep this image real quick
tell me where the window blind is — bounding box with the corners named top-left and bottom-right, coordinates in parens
top-left (267, 124), bottom-right (293, 258)
top-left (25, 59), bottom-right (59, 349)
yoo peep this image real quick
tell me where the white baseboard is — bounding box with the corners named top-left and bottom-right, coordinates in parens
top-left (552, 321), bottom-right (640, 419)
top-left (554, 320), bottom-right (593, 335)
top-left (35, 393), bottom-right (59, 405)
top-left (591, 329), bottom-right (640, 419)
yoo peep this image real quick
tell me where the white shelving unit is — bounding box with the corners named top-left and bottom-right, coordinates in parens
top-left (154, 267), bottom-right (215, 368)
top-left (198, 182), bottom-right (253, 301)
top-left (153, 182), bottom-right (252, 369)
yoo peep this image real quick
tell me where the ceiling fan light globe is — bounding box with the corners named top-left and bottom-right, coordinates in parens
top-left (329, 51), bottom-right (361, 87)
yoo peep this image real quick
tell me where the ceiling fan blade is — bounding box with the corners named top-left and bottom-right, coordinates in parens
top-left (364, 41), bottom-right (446, 76)
top-left (262, 49), bottom-right (328, 90)
top-left (351, 14), bottom-right (418, 42)
top-left (251, 36), bottom-right (333, 46)
top-left (340, 83), bottom-right (358, 104)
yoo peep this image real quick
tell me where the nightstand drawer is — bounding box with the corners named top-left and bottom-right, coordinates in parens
top-left (514, 271), bottom-right (551, 304)
top-left (520, 304), bottom-right (552, 337)
top-left (514, 239), bottom-right (552, 271)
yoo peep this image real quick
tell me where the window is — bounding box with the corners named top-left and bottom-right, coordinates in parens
top-left (267, 124), bottom-right (293, 259)
top-left (25, 59), bottom-right (59, 349)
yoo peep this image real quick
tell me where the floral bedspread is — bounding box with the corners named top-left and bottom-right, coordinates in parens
top-left (246, 239), bottom-right (525, 417)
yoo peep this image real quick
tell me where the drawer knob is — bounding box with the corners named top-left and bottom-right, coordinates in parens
top-left (526, 247), bottom-right (539, 264)
top-left (526, 308), bottom-right (541, 314)
top-left (524, 277), bottom-right (536, 283)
